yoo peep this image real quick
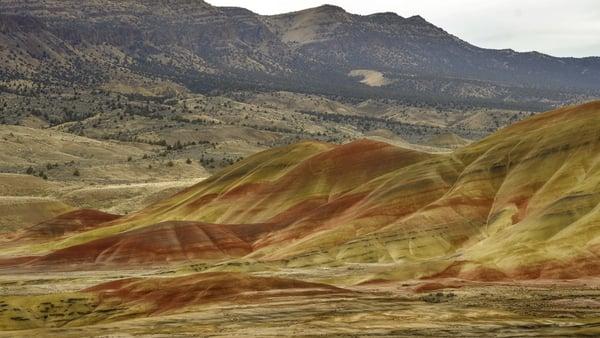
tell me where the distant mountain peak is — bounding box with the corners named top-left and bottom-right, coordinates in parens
top-left (367, 11), bottom-right (405, 22)
top-left (313, 4), bottom-right (347, 13)
top-left (370, 11), bottom-right (402, 17)
top-left (407, 15), bottom-right (429, 24)
top-left (366, 13), bottom-right (434, 27)
top-left (267, 3), bottom-right (348, 19)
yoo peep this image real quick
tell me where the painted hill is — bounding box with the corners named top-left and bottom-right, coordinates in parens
top-left (0, 271), bottom-right (349, 331)
top-left (86, 272), bottom-right (349, 315)
top-left (425, 132), bottom-right (471, 149)
top-left (31, 221), bottom-right (254, 266)
top-left (18, 209), bottom-right (121, 240)
top-left (4, 101), bottom-right (600, 283)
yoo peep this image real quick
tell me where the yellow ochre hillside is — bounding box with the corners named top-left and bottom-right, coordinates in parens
top-left (3, 101), bottom-right (600, 282)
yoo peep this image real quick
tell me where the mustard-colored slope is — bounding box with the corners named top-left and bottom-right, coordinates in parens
top-left (248, 154), bottom-right (464, 260)
top-left (458, 101), bottom-right (600, 276)
top-left (425, 132), bottom-right (471, 149)
top-left (258, 101), bottom-right (600, 276)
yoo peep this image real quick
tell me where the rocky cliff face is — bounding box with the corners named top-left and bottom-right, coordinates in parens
top-left (1, 0), bottom-right (598, 108)
top-left (265, 5), bottom-right (600, 90)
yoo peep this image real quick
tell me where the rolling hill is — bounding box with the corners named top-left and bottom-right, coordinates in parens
top-left (3, 101), bottom-right (600, 284)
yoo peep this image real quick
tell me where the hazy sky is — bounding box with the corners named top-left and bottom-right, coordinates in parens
top-left (207, 0), bottom-right (600, 58)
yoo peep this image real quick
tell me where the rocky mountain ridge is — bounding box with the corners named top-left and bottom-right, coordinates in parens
top-left (0, 0), bottom-right (598, 109)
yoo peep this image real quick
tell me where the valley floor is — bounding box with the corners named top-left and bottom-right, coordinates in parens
top-left (1, 268), bottom-right (600, 336)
